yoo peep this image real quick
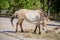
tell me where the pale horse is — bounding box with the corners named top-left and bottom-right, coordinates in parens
top-left (11, 9), bottom-right (48, 34)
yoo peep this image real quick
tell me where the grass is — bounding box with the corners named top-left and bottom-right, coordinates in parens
top-left (15, 29), bottom-right (60, 40)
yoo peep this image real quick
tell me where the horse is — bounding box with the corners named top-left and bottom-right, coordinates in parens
top-left (11, 9), bottom-right (48, 34)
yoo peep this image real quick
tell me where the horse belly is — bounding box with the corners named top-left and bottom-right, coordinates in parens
top-left (25, 11), bottom-right (38, 22)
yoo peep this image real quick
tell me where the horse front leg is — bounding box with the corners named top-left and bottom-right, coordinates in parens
top-left (34, 21), bottom-right (41, 34)
top-left (38, 23), bottom-right (41, 34)
top-left (34, 24), bottom-right (38, 34)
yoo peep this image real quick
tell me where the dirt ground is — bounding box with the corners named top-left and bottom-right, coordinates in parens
top-left (0, 17), bottom-right (60, 40)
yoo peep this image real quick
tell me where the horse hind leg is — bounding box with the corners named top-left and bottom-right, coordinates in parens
top-left (19, 19), bottom-right (24, 32)
top-left (16, 21), bottom-right (19, 32)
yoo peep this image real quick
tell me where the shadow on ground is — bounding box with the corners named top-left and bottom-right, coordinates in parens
top-left (47, 24), bottom-right (60, 26)
top-left (0, 31), bottom-right (24, 40)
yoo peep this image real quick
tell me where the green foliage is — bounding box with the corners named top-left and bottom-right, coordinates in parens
top-left (0, 0), bottom-right (60, 12)
top-left (0, 0), bottom-right (60, 20)
top-left (0, 0), bottom-right (9, 9)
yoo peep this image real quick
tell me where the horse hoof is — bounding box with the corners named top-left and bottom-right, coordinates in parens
top-left (39, 32), bottom-right (41, 34)
top-left (21, 31), bottom-right (24, 32)
top-left (15, 30), bottom-right (18, 33)
top-left (33, 32), bottom-right (36, 34)
top-left (33, 31), bottom-right (36, 34)
top-left (15, 31), bottom-right (18, 33)
top-left (57, 32), bottom-right (60, 34)
top-left (34, 31), bottom-right (36, 34)
top-left (45, 31), bottom-right (48, 33)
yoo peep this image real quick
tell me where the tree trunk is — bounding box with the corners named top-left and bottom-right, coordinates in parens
top-left (42, 0), bottom-right (44, 10)
top-left (47, 0), bottom-right (51, 17)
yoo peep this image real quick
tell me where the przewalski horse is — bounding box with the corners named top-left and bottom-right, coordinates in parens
top-left (11, 9), bottom-right (48, 34)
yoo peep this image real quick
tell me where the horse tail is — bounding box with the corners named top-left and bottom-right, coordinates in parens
top-left (11, 11), bottom-right (18, 26)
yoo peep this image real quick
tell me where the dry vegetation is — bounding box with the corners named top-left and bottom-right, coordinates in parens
top-left (15, 29), bottom-right (60, 40)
